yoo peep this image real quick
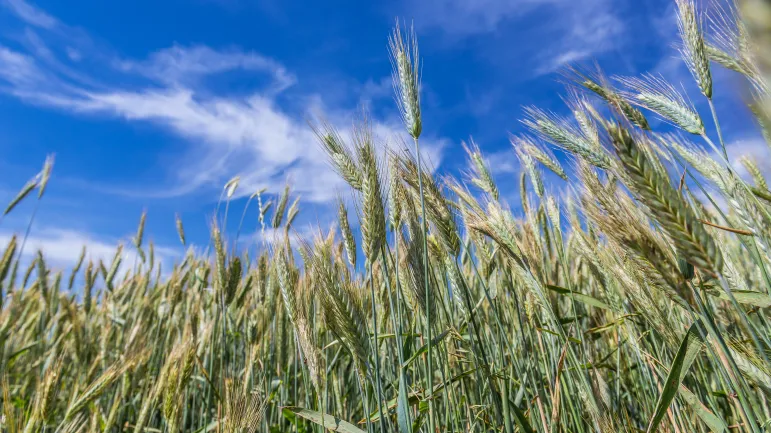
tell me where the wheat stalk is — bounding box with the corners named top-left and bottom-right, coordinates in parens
top-left (389, 20), bottom-right (422, 139)
top-left (676, 0), bottom-right (713, 98)
top-left (616, 74), bottom-right (705, 135)
top-left (608, 124), bottom-right (723, 275)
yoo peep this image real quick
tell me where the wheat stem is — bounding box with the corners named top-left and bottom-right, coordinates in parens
top-left (707, 98), bottom-right (729, 161)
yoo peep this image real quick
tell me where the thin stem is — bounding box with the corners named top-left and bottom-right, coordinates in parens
top-left (707, 98), bottom-right (728, 161)
top-left (381, 244), bottom-right (413, 429)
top-left (698, 218), bottom-right (753, 235)
top-left (367, 262), bottom-right (387, 433)
top-left (412, 135), bottom-right (436, 433)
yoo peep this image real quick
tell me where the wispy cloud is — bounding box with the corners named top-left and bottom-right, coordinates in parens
top-left (254, 225), bottom-right (322, 248)
top-left (403, 0), bottom-right (547, 36)
top-left (727, 138), bottom-right (771, 177)
top-left (0, 45), bottom-right (38, 85)
top-left (533, 4), bottom-right (624, 74)
top-left (0, 0), bottom-right (448, 203)
top-left (485, 148), bottom-right (519, 175)
top-left (401, 0), bottom-right (626, 73)
top-left (116, 44), bottom-right (296, 91)
top-left (0, 227), bottom-right (179, 270)
top-left (3, 0), bottom-right (57, 29)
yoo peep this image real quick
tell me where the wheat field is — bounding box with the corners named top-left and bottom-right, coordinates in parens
top-left (2, 0), bottom-right (771, 432)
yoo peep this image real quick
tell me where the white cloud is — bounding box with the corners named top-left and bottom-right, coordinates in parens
top-left (0, 227), bottom-right (179, 271)
top-left (0, 47), bottom-right (39, 86)
top-left (534, 6), bottom-right (623, 74)
top-left (60, 89), bottom-right (447, 202)
top-left (117, 44), bottom-right (296, 91)
top-left (359, 76), bottom-right (392, 109)
top-left (65, 47), bottom-right (81, 61)
top-left (403, 0), bottom-right (625, 72)
top-left (254, 225), bottom-right (321, 248)
top-left (726, 138), bottom-right (771, 178)
top-left (2, 0), bottom-right (58, 29)
top-left (404, 0), bottom-right (547, 36)
top-left (0, 2), bottom-right (448, 204)
top-left (485, 149), bottom-right (519, 175)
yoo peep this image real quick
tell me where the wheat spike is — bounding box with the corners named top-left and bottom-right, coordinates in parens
top-left (273, 184), bottom-right (290, 229)
top-left (65, 354), bottom-right (140, 421)
top-left (338, 198), bottom-right (357, 267)
top-left (523, 106), bottom-right (612, 168)
top-left (355, 119), bottom-right (386, 263)
top-left (463, 138), bottom-right (500, 200)
top-left (389, 20), bottom-right (422, 139)
top-left (677, 0), bottom-right (713, 98)
top-left (608, 124), bottom-right (723, 275)
top-left (516, 145), bottom-right (545, 198)
top-left (569, 68), bottom-right (651, 130)
top-left (740, 155), bottom-right (768, 189)
top-left (4, 178), bottom-right (37, 216)
top-left (616, 74), bottom-right (705, 135)
top-left (313, 122), bottom-right (363, 190)
top-left (513, 135), bottom-right (569, 181)
top-left (37, 154), bottom-right (54, 199)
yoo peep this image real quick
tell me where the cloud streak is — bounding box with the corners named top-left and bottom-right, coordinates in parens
top-left (0, 0), bottom-right (447, 203)
top-left (401, 0), bottom-right (626, 73)
top-left (3, 0), bottom-right (57, 29)
top-left (0, 227), bottom-right (179, 271)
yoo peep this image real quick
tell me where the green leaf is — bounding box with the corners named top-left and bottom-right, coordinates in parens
top-left (397, 370), bottom-right (412, 433)
top-left (411, 411), bottom-right (427, 432)
top-left (678, 385), bottom-right (727, 432)
top-left (537, 327), bottom-right (582, 344)
top-left (402, 329), bottom-right (450, 368)
top-left (509, 399), bottom-right (535, 433)
top-left (647, 320), bottom-right (705, 433)
top-left (546, 284), bottom-right (614, 311)
top-left (190, 420), bottom-right (219, 433)
top-left (706, 288), bottom-right (771, 308)
top-left (7, 341), bottom-right (39, 365)
top-left (586, 314), bottom-right (639, 334)
top-left (649, 354), bottom-right (727, 432)
top-left (282, 407), bottom-right (366, 433)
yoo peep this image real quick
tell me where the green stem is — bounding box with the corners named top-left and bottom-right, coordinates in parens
top-left (707, 98), bottom-right (728, 161)
top-left (412, 136), bottom-right (436, 433)
top-left (367, 263), bottom-right (387, 432)
top-left (381, 245), bottom-right (413, 430)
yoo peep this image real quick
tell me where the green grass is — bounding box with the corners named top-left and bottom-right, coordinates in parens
top-left (3, 1), bottom-right (771, 432)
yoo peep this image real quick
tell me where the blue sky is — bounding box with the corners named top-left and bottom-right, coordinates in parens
top-left (0, 0), bottom-right (767, 268)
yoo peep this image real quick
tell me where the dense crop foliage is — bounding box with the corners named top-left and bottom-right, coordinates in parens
top-left (3, 0), bottom-right (771, 432)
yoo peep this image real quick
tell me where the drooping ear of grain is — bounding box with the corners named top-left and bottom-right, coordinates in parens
top-left (615, 74), bottom-right (705, 135)
top-left (608, 124), bottom-right (723, 275)
top-left (522, 106), bottom-right (612, 168)
top-left (4, 178), bottom-right (38, 216)
top-left (314, 123), bottom-right (362, 190)
top-left (513, 135), bottom-right (568, 180)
